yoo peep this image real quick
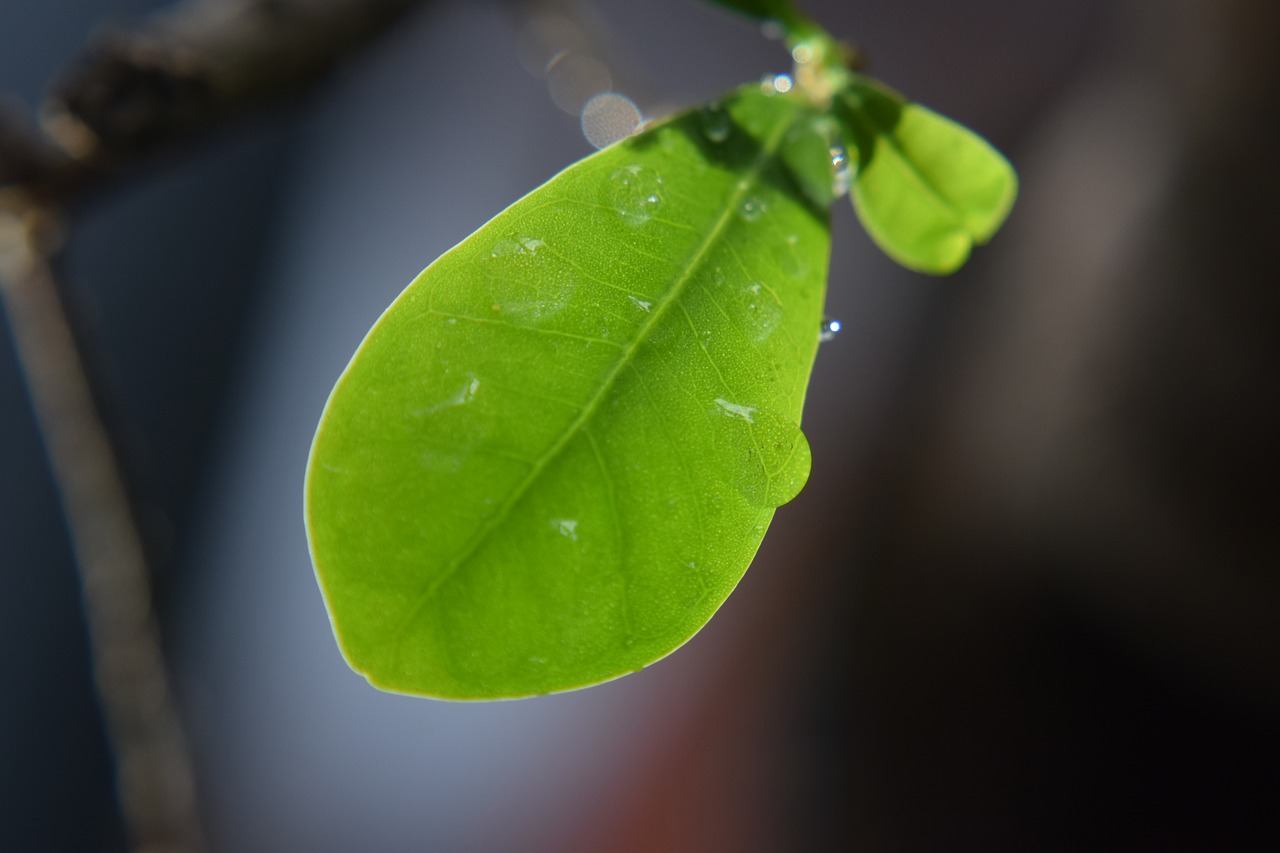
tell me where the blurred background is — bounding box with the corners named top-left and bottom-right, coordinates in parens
top-left (2, 0), bottom-right (1278, 850)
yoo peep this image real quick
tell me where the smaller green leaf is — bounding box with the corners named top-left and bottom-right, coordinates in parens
top-left (834, 77), bottom-right (1017, 274)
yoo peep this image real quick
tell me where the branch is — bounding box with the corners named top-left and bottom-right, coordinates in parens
top-left (0, 204), bottom-right (204, 852)
top-left (2, 0), bottom-right (436, 205)
top-left (1, 1), bottom-right (454, 850)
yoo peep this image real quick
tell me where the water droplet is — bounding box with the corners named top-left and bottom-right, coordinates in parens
top-left (486, 275), bottom-right (576, 324)
top-left (489, 236), bottom-right (546, 258)
top-left (739, 194), bottom-right (768, 222)
top-left (715, 398), bottom-right (757, 423)
top-left (607, 164), bottom-right (664, 226)
top-left (742, 282), bottom-right (782, 342)
top-left (819, 318), bottom-right (843, 342)
top-left (791, 43), bottom-right (815, 65)
top-left (760, 20), bottom-right (784, 40)
top-left (553, 518), bottom-right (579, 541)
top-left (709, 401), bottom-right (812, 507)
top-left (830, 146), bottom-right (852, 199)
top-left (416, 374), bottom-right (480, 416)
top-left (699, 101), bottom-right (732, 143)
top-left (628, 295), bottom-right (653, 312)
top-left (780, 233), bottom-right (809, 278)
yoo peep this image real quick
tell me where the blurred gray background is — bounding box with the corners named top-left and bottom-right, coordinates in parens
top-left (3, 0), bottom-right (1277, 850)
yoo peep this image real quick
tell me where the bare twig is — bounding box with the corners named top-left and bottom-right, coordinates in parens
top-left (0, 202), bottom-right (203, 852)
top-left (3, 0), bottom-right (434, 205)
top-left (0, 0), bottom-right (455, 849)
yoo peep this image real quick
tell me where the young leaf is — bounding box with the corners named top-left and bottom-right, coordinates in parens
top-left (834, 76), bottom-right (1017, 274)
top-left (305, 85), bottom-right (832, 700)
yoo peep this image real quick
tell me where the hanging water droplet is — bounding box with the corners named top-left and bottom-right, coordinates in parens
top-left (819, 318), bottom-right (843, 342)
top-left (607, 164), bottom-right (664, 226)
top-left (709, 401), bottom-right (812, 508)
top-left (830, 146), bottom-right (852, 199)
top-left (699, 101), bottom-right (732, 143)
top-left (739, 195), bottom-right (768, 222)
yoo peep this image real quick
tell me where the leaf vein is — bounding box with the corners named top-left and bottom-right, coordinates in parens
top-left (389, 100), bottom-right (803, 645)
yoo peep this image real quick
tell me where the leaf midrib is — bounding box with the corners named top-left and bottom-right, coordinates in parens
top-left (391, 100), bottom-right (803, 643)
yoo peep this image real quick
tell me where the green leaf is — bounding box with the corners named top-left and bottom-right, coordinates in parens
top-left (834, 77), bottom-right (1017, 274)
top-left (305, 85), bottom-right (831, 700)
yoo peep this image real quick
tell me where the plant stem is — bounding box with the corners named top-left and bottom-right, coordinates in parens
top-left (0, 202), bottom-right (204, 852)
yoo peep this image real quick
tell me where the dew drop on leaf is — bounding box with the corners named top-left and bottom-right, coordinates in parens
top-left (819, 317), bottom-right (843, 342)
top-left (607, 164), bottom-right (664, 225)
top-left (416, 374), bottom-right (480, 416)
top-left (699, 101), bottom-right (732, 143)
top-left (710, 400), bottom-right (811, 508)
top-left (742, 282), bottom-right (782, 342)
top-left (715, 397), bottom-right (757, 423)
top-left (489, 236), bottom-right (547, 258)
top-left (739, 194), bottom-right (768, 222)
top-left (779, 233), bottom-right (809, 278)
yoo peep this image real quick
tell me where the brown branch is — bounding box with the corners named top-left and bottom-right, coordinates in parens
top-left (0, 1), bottom-right (462, 850)
top-left (2, 0), bottom-right (437, 205)
top-left (0, 203), bottom-right (204, 852)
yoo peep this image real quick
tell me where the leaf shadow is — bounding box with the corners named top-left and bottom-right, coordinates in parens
top-left (830, 82), bottom-right (904, 178)
top-left (629, 102), bottom-right (829, 225)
